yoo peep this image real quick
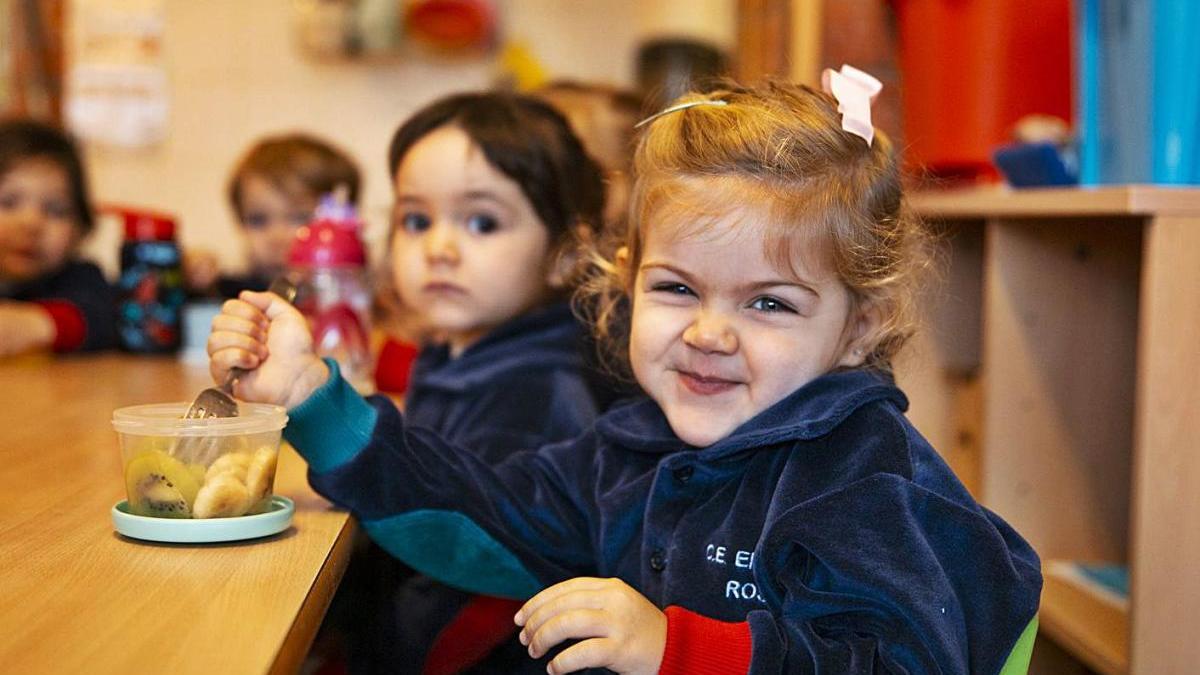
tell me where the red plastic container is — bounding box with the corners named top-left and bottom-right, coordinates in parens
top-left (891, 0), bottom-right (1073, 180)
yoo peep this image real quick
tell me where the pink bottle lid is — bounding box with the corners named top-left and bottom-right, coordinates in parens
top-left (287, 191), bottom-right (366, 267)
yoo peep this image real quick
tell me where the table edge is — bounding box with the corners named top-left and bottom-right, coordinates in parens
top-left (267, 514), bottom-right (357, 675)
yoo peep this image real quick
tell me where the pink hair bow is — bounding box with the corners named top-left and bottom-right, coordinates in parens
top-left (821, 64), bottom-right (882, 147)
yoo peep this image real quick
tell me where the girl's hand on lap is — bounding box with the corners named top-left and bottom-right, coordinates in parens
top-left (207, 290), bottom-right (328, 409)
top-left (514, 577), bottom-right (666, 675)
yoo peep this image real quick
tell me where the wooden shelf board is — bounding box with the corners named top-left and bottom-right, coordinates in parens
top-left (910, 185), bottom-right (1200, 219)
top-left (1039, 562), bottom-right (1129, 675)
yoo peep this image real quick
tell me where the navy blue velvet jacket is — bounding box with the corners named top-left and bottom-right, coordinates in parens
top-left (3, 260), bottom-right (116, 352)
top-left (287, 364), bottom-right (1041, 674)
top-left (403, 302), bottom-right (600, 462)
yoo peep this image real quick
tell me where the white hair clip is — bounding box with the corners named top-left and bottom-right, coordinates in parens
top-left (821, 64), bottom-right (882, 147)
top-left (634, 99), bottom-right (729, 129)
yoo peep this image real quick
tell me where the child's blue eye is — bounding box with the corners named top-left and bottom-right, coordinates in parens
top-left (287, 212), bottom-right (311, 227)
top-left (0, 193), bottom-right (22, 211)
top-left (652, 282), bottom-right (694, 296)
top-left (749, 296), bottom-right (797, 314)
top-left (465, 213), bottom-right (499, 235)
top-left (402, 213), bottom-right (431, 233)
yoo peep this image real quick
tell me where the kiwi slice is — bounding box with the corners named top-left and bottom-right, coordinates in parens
top-left (124, 451), bottom-right (202, 518)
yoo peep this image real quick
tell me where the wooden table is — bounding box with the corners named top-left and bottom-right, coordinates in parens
top-left (0, 353), bottom-right (355, 674)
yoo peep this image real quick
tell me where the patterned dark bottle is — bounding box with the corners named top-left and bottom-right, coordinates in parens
top-left (115, 208), bottom-right (184, 353)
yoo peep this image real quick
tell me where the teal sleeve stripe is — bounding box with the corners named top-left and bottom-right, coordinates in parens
top-left (363, 509), bottom-right (543, 600)
top-left (283, 357), bottom-right (378, 474)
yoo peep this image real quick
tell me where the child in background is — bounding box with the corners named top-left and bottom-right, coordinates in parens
top-left (533, 81), bottom-right (645, 411)
top-left (318, 92), bottom-right (608, 672)
top-left (0, 119), bottom-right (116, 356)
top-left (374, 81), bottom-right (643, 401)
top-left (209, 78), bottom-right (1041, 673)
top-left (378, 91), bottom-right (606, 450)
top-left (534, 80), bottom-right (642, 230)
top-left (185, 133), bottom-right (361, 298)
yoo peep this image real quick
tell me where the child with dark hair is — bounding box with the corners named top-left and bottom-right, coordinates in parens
top-left (248, 93), bottom-right (609, 672)
top-left (0, 118), bottom-right (116, 356)
top-left (185, 133), bottom-right (361, 298)
top-left (533, 80), bottom-right (646, 410)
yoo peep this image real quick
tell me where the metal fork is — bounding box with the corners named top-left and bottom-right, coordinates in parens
top-left (169, 276), bottom-right (297, 458)
top-left (171, 279), bottom-right (299, 461)
top-left (181, 277), bottom-right (299, 421)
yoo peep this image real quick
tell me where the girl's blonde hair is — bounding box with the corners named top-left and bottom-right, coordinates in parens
top-left (578, 79), bottom-right (934, 376)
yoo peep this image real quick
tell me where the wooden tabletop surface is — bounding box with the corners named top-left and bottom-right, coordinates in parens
top-left (0, 353), bottom-right (354, 675)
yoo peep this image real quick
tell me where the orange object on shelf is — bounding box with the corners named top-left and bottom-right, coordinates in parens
top-left (891, 0), bottom-right (1073, 180)
top-left (405, 0), bottom-right (495, 51)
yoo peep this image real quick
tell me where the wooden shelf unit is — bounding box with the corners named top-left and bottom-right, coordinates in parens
top-left (1040, 562), bottom-right (1129, 675)
top-left (901, 186), bottom-right (1200, 674)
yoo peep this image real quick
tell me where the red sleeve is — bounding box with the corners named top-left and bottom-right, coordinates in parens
top-left (35, 300), bottom-right (87, 352)
top-left (422, 595), bottom-right (524, 675)
top-left (375, 338), bottom-right (420, 394)
top-left (659, 605), bottom-right (752, 675)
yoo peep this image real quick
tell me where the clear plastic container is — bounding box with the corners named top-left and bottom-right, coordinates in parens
top-left (112, 402), bottom-right (287, 519)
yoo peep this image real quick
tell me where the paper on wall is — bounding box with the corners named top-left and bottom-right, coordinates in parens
top-left (65, 0), bottom-right (168, 148)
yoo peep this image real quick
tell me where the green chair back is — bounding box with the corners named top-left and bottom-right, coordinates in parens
top-left (997, 616), bottom-right (1039, 675)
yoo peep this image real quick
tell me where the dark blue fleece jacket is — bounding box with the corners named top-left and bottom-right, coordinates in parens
top-left (335, 302), bottom-right (602, 674)
top-left (3, 260), bottom-right (116, 352)
top-left (287, 364), bottom-right (1041, 674)
top-left (403, 302), bottom-right (600, 460)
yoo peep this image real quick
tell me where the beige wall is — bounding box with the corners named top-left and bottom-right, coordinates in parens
top-left (79, 0), bottom-right (651, 278)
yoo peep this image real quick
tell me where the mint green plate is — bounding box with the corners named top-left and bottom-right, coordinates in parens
top-left (112, 495), bottom-right (294, 543)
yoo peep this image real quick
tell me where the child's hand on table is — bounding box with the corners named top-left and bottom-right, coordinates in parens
top-left (515, 577), bottom-right (666, 675)
top-left (0, 302), bottom-right (55, 357)
top-left (207, 290), bottom-right (329, 409)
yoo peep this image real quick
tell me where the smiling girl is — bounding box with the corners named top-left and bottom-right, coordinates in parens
top-left (208, 78), bottom-right (1040, 674)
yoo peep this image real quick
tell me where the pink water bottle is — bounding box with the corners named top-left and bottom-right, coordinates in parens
top-left (286, 190), bottom-right (375, 394)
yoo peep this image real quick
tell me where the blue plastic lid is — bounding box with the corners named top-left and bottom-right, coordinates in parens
top-left (112, 495), bottom-right (294, 543)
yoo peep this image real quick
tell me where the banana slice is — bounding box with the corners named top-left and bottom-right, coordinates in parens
top-left (192, 473), bottom-right (252, 518)
top-left (244, 445), bottom-right (279, 506)
top-left (205, 451), bottom-right (252, 483)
